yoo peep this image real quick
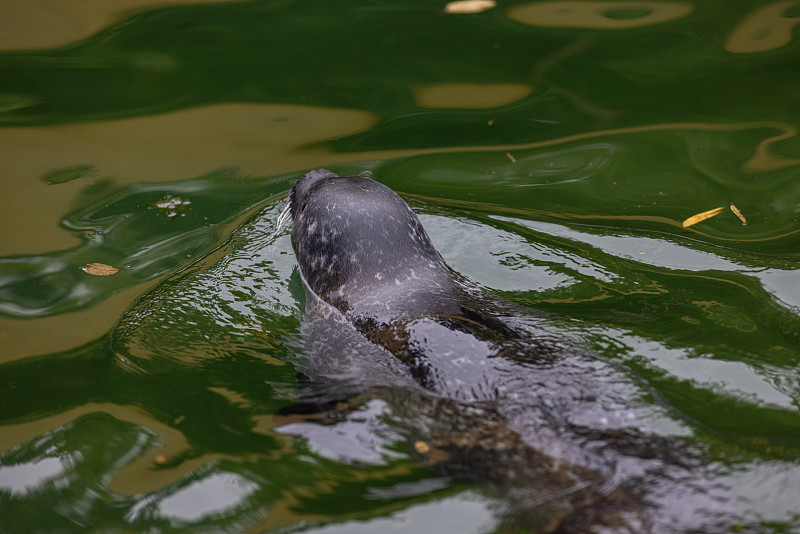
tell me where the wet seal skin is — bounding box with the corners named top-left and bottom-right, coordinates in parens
top-left (287, 169), bottom-right (754, 533)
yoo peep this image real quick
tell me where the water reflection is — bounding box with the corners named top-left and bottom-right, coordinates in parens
top-left (293, 495), bottom-right (497, 534)
top-left (414, 83), bottom-right (533, 109)
top-left (0, 104), bottom-right (377, 256)
top-left (507, 1), bottom-right (693, 29)
top-left (0, 0), bottom-right (245, 50)
top-left (1, 0), bottom-right (800, 531)
top-left (613, 329), bottom-right (795, 409)
top-left (128, 471), bottom-right (259, 523)
top-left (422, 214), bottom-right (608, 291)
top-left (0, 457), bottom-right (67, 496)
top-left (726, 0), bottom-right (800, 53)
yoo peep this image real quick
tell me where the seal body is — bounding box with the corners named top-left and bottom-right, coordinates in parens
top-left (287, 169), bottom-right (749, 533)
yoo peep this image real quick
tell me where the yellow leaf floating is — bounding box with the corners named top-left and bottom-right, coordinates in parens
top-left (413, 440), bottom-right (431, 454)
top-left (730, 203), bottom-right (747, 225)
top-left (681, 207), bottom-right (724, 228)
top-left (444, 0), bottom-right (496, 14)
top-left (82, 262), bottom-right (119, 276)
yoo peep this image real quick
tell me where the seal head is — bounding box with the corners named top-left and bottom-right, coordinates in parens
top-left (290, 170), bottom-right (459, 321)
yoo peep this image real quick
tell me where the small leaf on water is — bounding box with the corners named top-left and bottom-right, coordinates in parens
top-left (444, 0), bottom-right (496, 14)
top-left (730, 203), bottom-right (747, 225)
top-left (414, 440), bottom-right (431, 454)
top-left (681, 206), bottom-right (724, 228)
top-left (81, 262), bottom-right (119, 276)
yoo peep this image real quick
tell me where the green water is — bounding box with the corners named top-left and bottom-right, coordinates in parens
top-left (2, 0), bottom-right (800, 531)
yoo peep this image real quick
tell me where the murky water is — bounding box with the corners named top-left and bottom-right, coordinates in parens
top-left (2, 0), bottom-right (800, 531)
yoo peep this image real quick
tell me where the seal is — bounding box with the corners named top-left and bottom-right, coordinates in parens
top-left (290, 169), bottom-right (562, 394)
top-left (287, 169), bottom-right (749, 533)
top-left (290, 168), bottom-right (458, 319)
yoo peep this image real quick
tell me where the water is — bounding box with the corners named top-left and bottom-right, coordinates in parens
top-left (2, 0), bottom-right (800, 531)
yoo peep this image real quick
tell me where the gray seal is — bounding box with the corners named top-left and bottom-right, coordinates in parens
top-left (290, 168), bottom-right (458, 319)
top-left (290, 169), bottom-right (562, 394)
top-left (287, 169), bottom-right (750, 533)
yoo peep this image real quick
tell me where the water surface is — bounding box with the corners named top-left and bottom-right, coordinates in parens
top-left (2, 0), bottom-right (800, 531)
